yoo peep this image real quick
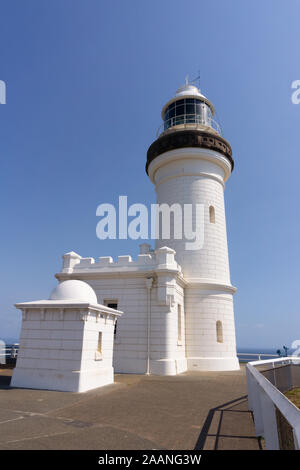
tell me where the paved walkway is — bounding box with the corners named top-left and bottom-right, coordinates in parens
top-left (0, 366), bottom-right (261, 450)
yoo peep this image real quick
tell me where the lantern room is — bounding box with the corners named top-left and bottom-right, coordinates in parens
top-left (158, 83), bottom-right (221, 136)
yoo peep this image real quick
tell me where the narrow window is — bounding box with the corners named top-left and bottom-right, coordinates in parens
top-left (209, 206), bottom-right (215, 223)
top-left (104, 300), bottom-right (118, 336)
top-left (104, 301), bottom-right (118, 310)
top-left (97, 331), bottom-right (102, 354)
top-left (216, 321), bottom-right (223, 343)
top-left (178, 304), bottom-right (182, 342)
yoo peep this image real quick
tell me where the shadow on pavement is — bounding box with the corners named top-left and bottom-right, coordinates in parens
top-left (194, 395), bottom-right (263, 450)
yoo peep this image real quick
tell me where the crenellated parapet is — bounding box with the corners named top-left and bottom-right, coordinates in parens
top-left (60, 246), bottom-right (182, 276)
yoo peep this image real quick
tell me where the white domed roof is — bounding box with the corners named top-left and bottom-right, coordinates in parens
top-left (161, 83), bottom-right (215, 118)
top-left (49, 280), bottom-right (98, 304)
top-left (175, 84), bottom-right (203, 97)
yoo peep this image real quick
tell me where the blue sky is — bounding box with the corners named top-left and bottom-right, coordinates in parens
top-left (0, 0), bottom-right (299, 349)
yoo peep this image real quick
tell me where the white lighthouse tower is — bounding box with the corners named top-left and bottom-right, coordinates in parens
top-left (146, 82), bottom-right (239, 371)
top-left (13, 80), bottom-right (239, 383)
top-left (34, 80), bottom-right (240, 377)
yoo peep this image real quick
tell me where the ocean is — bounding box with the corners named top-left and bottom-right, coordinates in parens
top-left (2, 342), bottom-right (295, 364)
top-left (236, 347), bottom-right (293, 362)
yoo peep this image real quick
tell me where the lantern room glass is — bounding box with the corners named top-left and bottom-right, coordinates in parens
top-left (163, 98), bottom-right (213, 131)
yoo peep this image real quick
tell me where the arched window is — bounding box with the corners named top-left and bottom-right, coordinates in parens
top-left (216, 321), bottom-right (223, 343)
top-left (209, 205), bottom-right (215, 223)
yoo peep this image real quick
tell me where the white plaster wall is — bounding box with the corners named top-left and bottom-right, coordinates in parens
top-left (80, 313), bottom-right (115, 391)
top-left (14, 309), bottom-right (83, 377)
top-left (152, 153), bottom-right (231, 282)
top-left (86, 276), bottom-right (187, 375)
top-left (11, 308), bottom-right (115, 392)
top-left (172, 282), bottom-right (187, 374)
top-left (185, 289), bottom-right (239, 370)
top-left (150, 279), bottom-right (186, 375)
top-left (148, 147), bottom-right (239, 371)
top-left (89, 277), bottom-right (149, 374)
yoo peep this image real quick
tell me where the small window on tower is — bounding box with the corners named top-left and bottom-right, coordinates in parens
top-left (209, 205), bottom-right (215, 223)
top-left (216, 321), bottom-right (223, 343)
top-left (95, 331), bottom-right (103, 360)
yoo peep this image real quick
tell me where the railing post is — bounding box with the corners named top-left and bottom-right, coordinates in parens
top-left (271, 362), bottom-right (278, 388)
top-left (260, 389), bottom-right (280, 449)
top-left (246, 366), bottom-right (254, 411)
top-left (288, 362), bottom-right (293, 391)
top-left (252, 381), bottom-right (264, 436)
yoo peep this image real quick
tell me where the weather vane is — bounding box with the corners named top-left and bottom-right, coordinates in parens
top-left (184, 71), bottom-right (201, 90)
top-left (191, 71), bottom-right (201, 89)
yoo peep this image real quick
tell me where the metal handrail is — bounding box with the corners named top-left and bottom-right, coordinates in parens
top-left (246, 357), bottom-right (300, 449)
top-left (0, 344), bottom-right (19, 359)
top-left (238, 352), bottom-right (279, 361)
top-left (156, 114), bottom-right (221, 137)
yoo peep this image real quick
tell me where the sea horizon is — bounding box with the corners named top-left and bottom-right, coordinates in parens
top-left (1, 338), bottom-right (293, 356)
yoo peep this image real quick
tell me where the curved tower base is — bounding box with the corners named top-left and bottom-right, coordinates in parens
top-left (184, 285), bottom-right (239, 372)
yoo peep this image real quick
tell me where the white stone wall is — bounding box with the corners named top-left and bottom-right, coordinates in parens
top-left (58, 248), bottom-right (187, 375)
top-left (151, 149), bottom-right (231, 282)
top-left (58, 141), bottom-right (239, 377)
top-left (80, 312), bottom-right (115, 391)
top-left (14, 309), bottom-right (83, 379)
top-left (185, 289), bottom-right (239, 370)
top-left (11, 307), bottom-right (116, 392)
top-left (148, 147), bottom-right (239, 371)
top-left (90, 277), bottom-right (149, 374)
top-left (85, 275), bottom-right (186, 375)
top-left (150, 277), bottom-right (186, 375)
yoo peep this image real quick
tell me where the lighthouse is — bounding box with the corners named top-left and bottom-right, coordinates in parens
top-left (146, 82), bottom-right (239, 371)
top-left (15, 80), bottom-right (240, 382)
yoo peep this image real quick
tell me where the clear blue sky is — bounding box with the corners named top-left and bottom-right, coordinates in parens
top-left (0, 0), bottom-right (299, 349)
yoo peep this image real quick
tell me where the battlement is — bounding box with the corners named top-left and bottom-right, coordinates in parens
top-left (61, 245), bottom-right (182, 275)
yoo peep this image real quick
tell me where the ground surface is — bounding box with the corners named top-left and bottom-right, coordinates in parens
top-left (0, 366), bottom-right (261, 450)
top-left (285, 388), bottom-right (300, 408)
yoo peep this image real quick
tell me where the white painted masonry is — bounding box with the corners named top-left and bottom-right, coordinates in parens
top-left (11, 280), bottom-right (122, 392)
top-left (54, 84), bottom-right (239, 374)
top-left (147, 85), bottom-right (239, 371)
top-left (57, 247), bottom-right (187, 376)
top-left (13, 82), bottom-right (239, 388)
top-left (147, 150), bottom-right (239, 370)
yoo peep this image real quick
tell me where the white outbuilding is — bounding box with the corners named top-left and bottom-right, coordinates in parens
top-left (11, 280), bottom-right (122, 392)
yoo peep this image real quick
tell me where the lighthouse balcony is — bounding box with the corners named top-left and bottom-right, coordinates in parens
top-left (157, 113), bottom-right (221, 138)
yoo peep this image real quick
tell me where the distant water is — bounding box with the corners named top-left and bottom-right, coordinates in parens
top-left (237, 347), bottom-right (294, 362)
top-left (0, 342), bottom-right (296, 363)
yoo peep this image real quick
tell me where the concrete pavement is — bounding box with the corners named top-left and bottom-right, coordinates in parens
top-left (0, 366), bottom-right (261, 450)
